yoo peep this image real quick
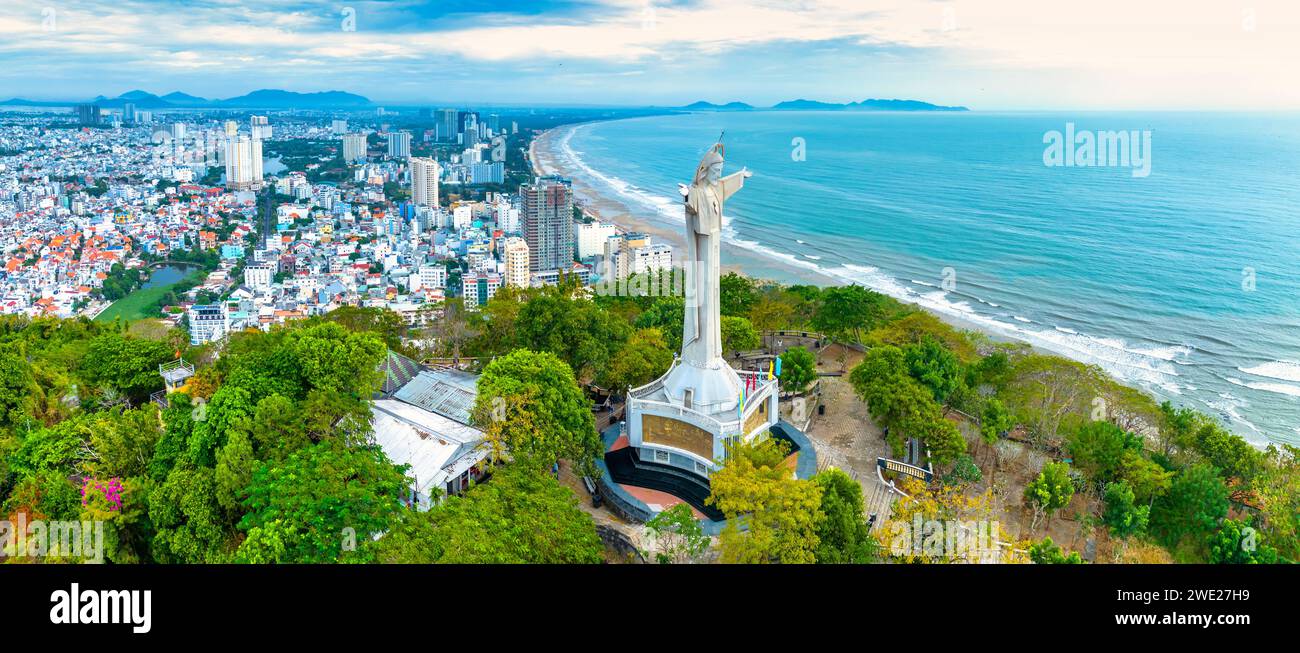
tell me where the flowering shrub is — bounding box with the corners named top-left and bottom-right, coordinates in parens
top-left (82, 477), bottom-right (124, 512)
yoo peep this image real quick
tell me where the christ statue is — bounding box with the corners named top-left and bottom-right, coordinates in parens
top-left (662, 142), bottom-right (751, 411)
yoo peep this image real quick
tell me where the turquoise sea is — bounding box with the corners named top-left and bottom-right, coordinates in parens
top-left (552, 111), bottom-right (1300, 446)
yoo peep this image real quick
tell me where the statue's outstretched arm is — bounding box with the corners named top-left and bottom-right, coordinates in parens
top-left (719, 168), bottom-right (752, 201)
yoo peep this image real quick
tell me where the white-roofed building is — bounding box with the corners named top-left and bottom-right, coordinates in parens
top-left (369, 352), bottom-right (490, 509)
top-left (370, 399), bottom-right (489, 510)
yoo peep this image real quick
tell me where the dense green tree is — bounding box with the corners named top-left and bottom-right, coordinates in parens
top-left (1209, 519), bottom-right (1280, 564)
top-left (0, 345), bottom-right (38, 431)
top-left (81, 332), bottom-right (172, 402)
top-left (812, 284), bottom-right (885, 343)
top-left (472, 349), bottom-right (602, 475)
top-left (850, 345), bottom-right (950, 457)
top-left (1102, 481), bottom-right (1149, 539)
top-left (720, 315), bottom-right (760, 353)
top-left (779, 346), bottom-right (818, 395)
top-left (599, 328), bottom-right (673, 393)
top-left (1119, 451), bottom-right (1173, 505)
top-left (3, 469), bottom-right (82, 521)
top-left (235, 441), bottom-right (409, 563)
top-left (811, 467), bottom-right (878, 563)
top-left (1027, 537), bottom-right (1083, 564)
top-left (215, 430), bottom-right (257, 516)
top-left (633, 295), bottom-right (685, 352)
top-left (1023, 461), bottom-right (1075, 531)
top-left (87, 405), bottom-right (163, 478)
top-left (979, 397), bottom-right (1013, 446)
top-left (719, 272), bottom-right (758, 317)
top-left (514, 291), bottom-right (630, 380)
top-left (902, 337), bottom-right (963, 404)
top-left (1068, 420), bottom-right (1143, 485)
top-left (1192, 422), bottom-right (1264, 482)
top-left (373, 462), bottom-right (602, 564)
top-left (1149, 463), bottom-right (1228, 555)
top-left (149, 466), bottom-right (228, 563)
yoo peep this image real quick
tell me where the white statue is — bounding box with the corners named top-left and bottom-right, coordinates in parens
top-left (662, 142), bottom-right (751, 412)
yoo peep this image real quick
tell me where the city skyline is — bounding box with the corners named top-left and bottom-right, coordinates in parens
top-left (3, 0), bottom-right (1300, 110)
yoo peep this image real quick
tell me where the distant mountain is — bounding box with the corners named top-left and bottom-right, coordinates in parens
top-left (680, 101), bottom-right (755, 111)
top-left (3, 89), bottom-right (371, 109)
top-left (772, 98), bottom-right (968, 112)
top-left (160, 91), bottom-right (209, 106)
top-left (849, 98), bottom-right (968, 112)
top-left (770, 99), bottom-right (847, 110)
top-left (216, 89), bottom-right (371, 108)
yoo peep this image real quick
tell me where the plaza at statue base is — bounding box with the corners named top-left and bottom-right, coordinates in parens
top-left (596, 143), bottom-right (817, 532)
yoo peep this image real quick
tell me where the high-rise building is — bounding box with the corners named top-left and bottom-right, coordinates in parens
top-left (171, 122), bottom-right (186, 141)
top-left (224, 120), bottom-right (239, 136)
top-left (387, 130), bottom-right (412, 158)
top-left (502, 237), bottom-right (531, 288)
top-left (76, 104), bottom-right (101, 126)
top-left (410, 157), bottom-right (440, 208)
top-left (437, 108), bottom-right (459, 141)
top-left (123, 103), bottom-right (137, 123)
top-left (250, 115), bottom-right (272, 140)
top-left (331, 119), bottom-right (348, 135)
top-left (521, 176), bottom-right (574, 272)
top-left (225, 135), bottom-right (263, 190)
top-left (342, 133), bottom-right (368, 163)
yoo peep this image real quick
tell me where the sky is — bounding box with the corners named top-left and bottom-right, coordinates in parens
top-left (1, 0), bottom-right (1298, 110)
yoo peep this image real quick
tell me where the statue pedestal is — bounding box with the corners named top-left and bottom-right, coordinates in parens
top-left (624, 360), bottom-right (778, 471)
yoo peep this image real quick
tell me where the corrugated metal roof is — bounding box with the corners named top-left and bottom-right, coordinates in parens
top-left (370, 399), bottom-right (487, 510)
top-left (392, 368), bottom-right (480, 424)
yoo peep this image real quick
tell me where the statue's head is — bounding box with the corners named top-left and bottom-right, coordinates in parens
top-left (694, 143), bottom-right (724, 185)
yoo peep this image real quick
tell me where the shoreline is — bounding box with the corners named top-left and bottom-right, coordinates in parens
top-left (529, 122), bottom-right (1025, 345)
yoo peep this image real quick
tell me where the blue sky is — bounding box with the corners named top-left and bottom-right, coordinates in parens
top-left (2, 0), bottom-right (1298, 109)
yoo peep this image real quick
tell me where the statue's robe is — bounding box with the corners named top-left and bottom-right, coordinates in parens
top-left (681, 170), bottom-right (746, 369)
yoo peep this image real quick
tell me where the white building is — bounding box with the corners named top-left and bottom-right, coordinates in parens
top-left (410, 157), bottom-right (440, 208)
top-left (416, 264), bottom-right (448, 290)
top-left (577, 222), bottom-right (617, 259)
top-left (630, 243), bottom-right (674, 275)
top-left (502, 237), bottom-right (530, 288)
top-left (342, 133), bottom-right (368, 163)
top-left (452, 203), bottom-right (473, 231)
top-left (370, 357), bottom-right (490, 507)
top-left (187, 304), bottom-right (229, 345)
top-left (224, 135), bottom-right (263, 190)
top-left (244, 263), bottom-right (274, 290)
top-left (250, 115), bottom-right (272, 140)
top-left (331, 119), bottom-right (348, 135)
top-left (388, 130), bottom-right (412, 158)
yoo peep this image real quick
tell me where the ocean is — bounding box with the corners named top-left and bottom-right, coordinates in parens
top-left (544, 110), bottom-right (1300, 446)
